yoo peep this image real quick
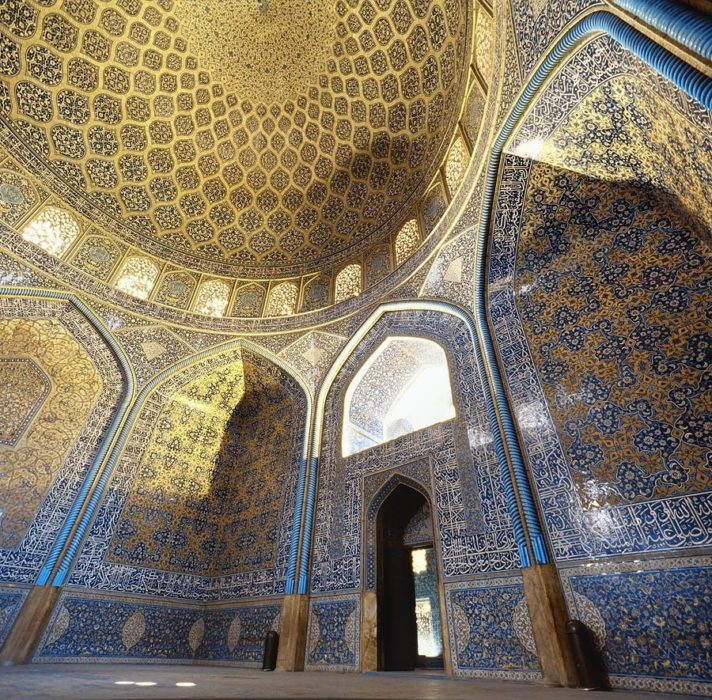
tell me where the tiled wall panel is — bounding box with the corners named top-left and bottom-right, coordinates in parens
top-left (34, 592), bottom-right (281, 665)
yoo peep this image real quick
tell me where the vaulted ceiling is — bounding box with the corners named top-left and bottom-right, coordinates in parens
top-left (0, 0), bottom-right (469, 278)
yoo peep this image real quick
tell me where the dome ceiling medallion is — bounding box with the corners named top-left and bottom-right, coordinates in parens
top-left (172, 0), bottom-right (339, 104)
top-left (0, 0), bottom-right (469, 278)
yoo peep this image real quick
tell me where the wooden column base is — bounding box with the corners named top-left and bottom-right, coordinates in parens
top-left (521, 564), bottom-right (579, 688)
top-left (0, 585), bottom-right (61, 665)
top-left (276, 594), bottom-right (309, 671)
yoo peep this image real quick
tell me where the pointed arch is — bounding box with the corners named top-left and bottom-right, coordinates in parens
top-left (21, 206), bottom-right (81, 257)
top-left (51, 335), bottom-right (313, 597)
top-left (193, 278), bottom-right (231, 316)
top-left (114, 255), bottom-right (160, 300)
top-left (0, 287), bottom-right (134, 586)
top-left (342, 336), bottom-right (456, 456)
top-left (296, 300), bottom-right (538, 596)
top-left (366, 473), bottom-right (432, 522)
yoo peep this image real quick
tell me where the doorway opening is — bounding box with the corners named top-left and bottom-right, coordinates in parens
top-left (376, 484), bottom-right (444, 671)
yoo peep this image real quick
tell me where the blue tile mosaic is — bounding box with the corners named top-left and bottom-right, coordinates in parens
top-left (311, 309), bottom-right (521, 596)
top-left (306, 597), bottom-right (360, 671)
top-left (490, 153), bottom-right (712, 561)
top-left (562, 559), bottom-right (712, 695)
top-left (36, 596), bottom-right (203, 661)
top-left (201, 605), bottom-right (282, 664)
top-left (509, 0), bottom-right (601, 77)
top-left (445, 578), bottom-right (541, 680)
top-left (34, 592), bottom-right (281, 665)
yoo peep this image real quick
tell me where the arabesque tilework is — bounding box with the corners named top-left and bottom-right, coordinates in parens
top-left (34, 591), bottom-right (281, 665)
top-left (0, 0), bottom-right (708, 691)
top-left (490, 156), bottom-right (711, 560)
top-left (445, 577), bottom-right (541, 680)
top-left (305, 596), bottom-right (360, 672)
top-left (560, 557), bottom-right (712, 696)
top-left (487, 31), bottom-right (711, 696)
top-left (509, 0), bottom-right (603, 77)
top-left (0, 0), bottom-right (469, 281)
top-left (309, 309), bottom-right (540, 675)
top-left (0, 297), bottom-right (124, 583)
top-left (311, 309), bottom-right (520, 595)
top-left (0, 585), bottom-right (29, 649)
top-left (68, 349), bottom-right (308, 600)
top-left (518, 163), bottom-right (709, 508)
top-left (510, 35), bottom-right (712, 232)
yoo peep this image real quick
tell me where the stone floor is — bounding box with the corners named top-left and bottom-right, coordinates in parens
top-left (0, 665), bottom-right (704, 700)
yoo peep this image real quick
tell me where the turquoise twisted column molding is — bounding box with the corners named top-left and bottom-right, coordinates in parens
top-left (287, 402), bottom-right (317, 594)
top-left (47, 335), bottom-right (313, 589)
top-left (609, 0), bottom-right (712, 63)
top-left (296, 454), bottom-right (319, 594)
top-left (472, 6), bottom-right (712, 569)
top-left (296, 300), bottom-right (533, 596)
top-left (0, 287), bottom-right (136, 586)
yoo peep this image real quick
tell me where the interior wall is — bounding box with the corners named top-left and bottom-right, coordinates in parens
top-left (0, 296), bottom-right (125, 649)
top-left (489, 34), bottom-right (711, 695)
top-left (0, 0), bottom-right (707, 689)
top-left (307, 309), bottom-right (541, 679)
top-left (33, 348), bottom-right (308, 665)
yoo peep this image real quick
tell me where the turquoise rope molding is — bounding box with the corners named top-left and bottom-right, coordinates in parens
top-left (285, 458), bottom-right (308, 594)
top-left (48, 336), bottom-right (313, 589)
top-left (474, 8), bottom-right (712, 568)
top-left (0, 287), bottom-right (136, 587)
top-left (297, 455), bottom-right (320, 594)
top-left (611, 0), bottom-right (712, 63)
top-left (296, 4), bottom-right (712, 592)
top-left (296, 300), bottom-right (534, 596)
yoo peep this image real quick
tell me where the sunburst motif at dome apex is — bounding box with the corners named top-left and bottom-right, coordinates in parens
top-left (172, 0), bottom-right (339, 104)
top-left (0, 0), bottom-right (469, 278)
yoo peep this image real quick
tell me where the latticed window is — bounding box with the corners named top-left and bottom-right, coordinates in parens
top-left (342, 337), bottom-right (456, 456)
top-left (21, 206), bottom-right (80, 257)
top-left (265, 281), bottom-right (298, 316)
top-left (115, 256), bottom-right (159, 300)
top-left (194, 279), bottom-right (231, 317)
top-left (334, 263), bottom-right (361, 303)
top-left (395, 219), bottom-right (420, 265)
top-left (444, 136), bottom-right (469, 198)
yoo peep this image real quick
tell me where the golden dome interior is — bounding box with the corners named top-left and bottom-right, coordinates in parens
top-left (0, 0), bottom-right (470, 300)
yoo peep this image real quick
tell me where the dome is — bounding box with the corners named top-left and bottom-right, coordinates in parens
top-left (0, 0), bottom-right (470, 287)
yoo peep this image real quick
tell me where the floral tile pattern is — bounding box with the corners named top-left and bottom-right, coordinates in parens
top-left (0, 297), bottom-right (124, 583)
top-left (68, 348), bottom-right (307, 601)
top-left (34, 592), bottom-right (281, 665)
top-left (445, 577), bottom-right (541, 680)
top-left (305, 597), bottom-right (359, 671)
top-left (561, 557), bottom-right (712, 695)
top-left (0, 586), bottom-right (29, 648)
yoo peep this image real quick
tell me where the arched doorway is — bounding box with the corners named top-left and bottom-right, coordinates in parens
top-left (376, 484), bottom-right (444, 671)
